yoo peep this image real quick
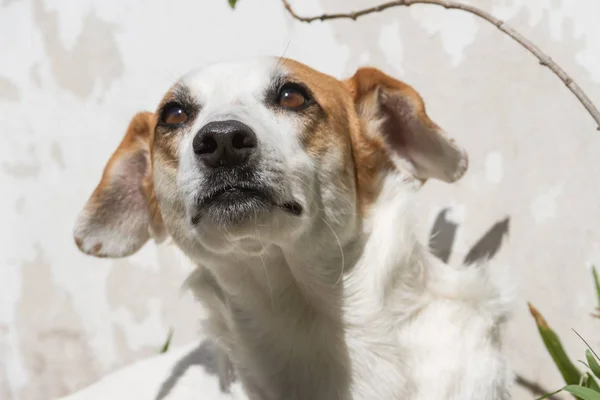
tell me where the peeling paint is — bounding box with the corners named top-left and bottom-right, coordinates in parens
top-left (16, 245), bottom-right (99, 399)
top-left (50, 142), bottom-right (65, 169)
top-left (2, 145), bottom-right (41, 179)
top-left (530, 184), bottom-right (563, 223)
top-left (0, 76), bottom-right (21, 101)
top-left (32, 0), bottom-right (124, 99)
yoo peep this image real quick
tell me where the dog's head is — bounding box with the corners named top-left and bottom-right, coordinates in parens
top-left (73, 57), bottom-right (467, 261)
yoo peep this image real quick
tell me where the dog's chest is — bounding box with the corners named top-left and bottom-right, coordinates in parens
top-left (229, 301), bottom-right (413, 400)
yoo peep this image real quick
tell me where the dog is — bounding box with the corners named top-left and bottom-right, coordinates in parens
top-left (72, 57), bottom-right (513, 399)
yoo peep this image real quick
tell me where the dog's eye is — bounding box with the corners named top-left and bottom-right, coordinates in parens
top-left (161, 103), bottom-right (188, 126)
top-left (277, 83), bottom-right (310, 110)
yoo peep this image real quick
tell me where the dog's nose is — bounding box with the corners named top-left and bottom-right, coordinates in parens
top-left (193, 120), bottom-right (257, 168)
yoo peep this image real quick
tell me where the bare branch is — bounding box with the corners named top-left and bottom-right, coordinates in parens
top-left (282, 0), bottom-right (600, 131)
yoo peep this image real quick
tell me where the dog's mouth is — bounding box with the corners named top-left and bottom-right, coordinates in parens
top-left (191, 185), bottom-right (302, 226)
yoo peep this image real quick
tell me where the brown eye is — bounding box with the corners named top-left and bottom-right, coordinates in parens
top-left (278, 84), bottom-right (310, 110)
top-left (161, 103), bottom-right (188, 125)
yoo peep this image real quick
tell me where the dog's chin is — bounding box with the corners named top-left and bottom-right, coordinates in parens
top-left (190, 187), bottom-right (303, 228)
top-left (191, 189), bottom-right (272, 227)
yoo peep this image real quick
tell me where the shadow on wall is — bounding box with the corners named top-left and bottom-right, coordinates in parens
top-left (428, 207), bottom-right (510, 265)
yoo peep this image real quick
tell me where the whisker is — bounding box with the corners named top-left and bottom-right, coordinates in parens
top-left (289, 175), bottom-right (360, 219)
top-left (275, 39), bottom-right (292, 70)
top-left (320, 216), bottom-right (345, 287)
top-left (257, 231), bottom-right (276, 311)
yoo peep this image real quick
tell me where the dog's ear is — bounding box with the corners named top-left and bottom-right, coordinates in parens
top-left (73, 112), bottom-right (166, 258)
top-left (345, 68), bottom-right (468, 183)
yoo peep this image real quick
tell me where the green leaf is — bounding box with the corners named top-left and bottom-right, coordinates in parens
top-left (564, 385), bottom-right (600, 400)
top-left (587, 350), bottom-right (600, 379)
top-left (529, 303), bottom-right (582, 385)
top-left (593, 265), bottom-right (600, 309)
top-left (536, 386), bottom-right (566, 399)
top-left (582, 372), bottom-right (591, 386)
top-left (574, 330), bottom-right (600, 370)
top-left (584, 373), bottom-right (600, 392)
top-left (159, 328), bottom-right (173, 354)
top-left (228, 0), bottom-right (238, 9)
top-left (580, 371), bottom-right (600, 392)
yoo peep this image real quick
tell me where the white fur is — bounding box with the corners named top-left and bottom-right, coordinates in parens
top-left (182, 174), bottom-right (513, 400)
top-left (68, 57), bottom-right (513, 400)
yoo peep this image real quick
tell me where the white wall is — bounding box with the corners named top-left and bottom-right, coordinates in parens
top-left (1, 0), bottom-right (599, 398)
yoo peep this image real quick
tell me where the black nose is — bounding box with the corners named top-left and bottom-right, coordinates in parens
top-left (193, 120), bottom-right (257, 168)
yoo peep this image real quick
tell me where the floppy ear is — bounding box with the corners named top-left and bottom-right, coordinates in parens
top-left (73, 112), bottom-right (166, 258)
top-left (345, 67), bottom-right (468, 183)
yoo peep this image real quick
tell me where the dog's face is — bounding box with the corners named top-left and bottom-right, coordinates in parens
top-left (73, 57), bottom-right (467, 261)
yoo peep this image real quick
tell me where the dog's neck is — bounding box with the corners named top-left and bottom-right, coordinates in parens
top-left (189, 176), bottom-right (431, 399)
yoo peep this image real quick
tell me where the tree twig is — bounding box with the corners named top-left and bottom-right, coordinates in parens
top-left (282, 0), bottom-right (600, 131)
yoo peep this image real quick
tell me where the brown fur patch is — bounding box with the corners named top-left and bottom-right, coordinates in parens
top-left (346, 67), bottom-right (467, 184)
top-left (152, 81), bottom-right (201, 174)
top-left (281, 59), bottom-right (393, 215)
top-left (281, 59), bottom-right (352, 158)
top-left (152, 85), bottom-right (184, 171)
top-left (345, 67), bottom-right (424, 119)
top-left (345, 68), bottom-right (439, 150)
top-left (93, 112), bottom-right (153, 201)
top-left (91, 243), bottom-right (103, 255)
top-left (87, 111), bottom-right (164, 238)
top-left (350, 120), bottom-right (394, 214)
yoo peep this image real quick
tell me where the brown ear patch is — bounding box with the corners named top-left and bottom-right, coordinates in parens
top-left (346, 67), bottom-right (417, 103)
top-left (73, 112), bottom-right (165, 258)
top-left (345, 67), bottom-right (468, 184)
